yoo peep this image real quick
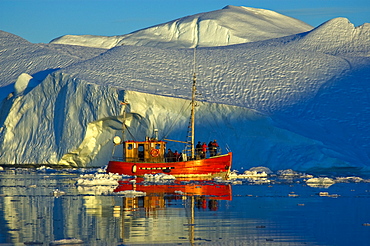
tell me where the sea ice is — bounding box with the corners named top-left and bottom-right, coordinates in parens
top-left (143, 173), bottom-right (176, 182)
top-left (306, 177), bottom-right (335, 188)
top-left (50, 239), bottom-right (83, 245)
top-left (76, 173), bottom-right (124, 186)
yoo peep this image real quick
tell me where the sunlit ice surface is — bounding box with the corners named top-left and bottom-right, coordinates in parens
top-left (0, 167), bottom-right (370, 245)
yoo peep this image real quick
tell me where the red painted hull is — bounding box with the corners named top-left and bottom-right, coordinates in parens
top-left (107, 152), bottom-right (232, 179)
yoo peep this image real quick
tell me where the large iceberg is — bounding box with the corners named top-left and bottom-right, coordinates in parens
top-left (50, 5), bottom-right (313, 49)
top-left (0, 6), bottom-right (369, 174)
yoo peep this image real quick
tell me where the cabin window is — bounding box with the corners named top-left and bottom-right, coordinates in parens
top-left (127, 144), bottom-right (133, 150)
top-left (155, 144), bottom-right (161, 150)
top-left (138, 144), bottom-right (144, 161)
top-left (138, 145), bottom-right (144, 151)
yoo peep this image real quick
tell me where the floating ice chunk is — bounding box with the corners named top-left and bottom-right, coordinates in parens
top-left (319, 191), bottom-right (329, 196)
top-left (306, 177), bottom-right (335, 188)
top-left (231, 180), bottom-right (243, 185)
top-left (174, 190), bottom-right (186, 195)
top-left (37, 166), bottom-right (52, 171)
top-left (277, 169), bottom-right (302, 177)
top-left (77, 185), bottom-right (116, 195)
top-left (95, 166), bottom-right (108, 173)
top-left (248, 166), bottom-right (273, 174)
top-left (115, 190), bottom-right (146, 197)
top-left (213, 176), bottom-right (225, 182)
top-left (288, 192), bottom-right (299, 197)
top-left (52, 189), bottom-right (65, 197)
top-left (76, 177), bottom-right (119, 186)
top-left (143, 173), bottom-right (176, 181)
top-left (306, 177), bottom-right (335, 184)
top-left (50, 238), bottom-right (83, 245)
top-left (229, 167), bottom-right (269, 179)
top-left (76, 172), bottom-right (125, 186)
top-left (318, 191), bottom-right (340, 197)
top-left (250, 178), bottom-right (271, 184)
top-left (277, 169), bottom-right (314, 180)
top-left (335, 176), bottom-right (364, 183)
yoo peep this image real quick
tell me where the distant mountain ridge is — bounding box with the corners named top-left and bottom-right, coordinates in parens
top-left (50, 5), bottom-right (313, 49)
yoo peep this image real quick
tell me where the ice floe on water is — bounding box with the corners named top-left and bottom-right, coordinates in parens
top-left (228, 170), bottom-right (270, 184)
top-left (305, 177), bottom-right (336, 188)
top-left (76, 166), bottom-right (128, 187)
top-left (76, 173), bottom-right (121, 186)
top-left (75, 167), bottom-right (129, 195)
top-left (229, 166), bottom-right (271, 184)
top-left (143, 173), bottom-right (176, 182)
top-left (334, 176), bottom-right (365, 183)
top-left (227, 166), bottom-right (369, 188)
top-left (277, 169), bottom-right (313, 179)
top-left (75, 172), bottom-right (175, 196)
top-left (1, 165), bottom-right (368, 197)
top-left (77, 185), bottom-right (117, 196)
top-left (229, 167), bottom-right (270, 179)
top-left (51, 188), bottom-right (66, 198)
top-left (114, 190), bottom-right (147, 197)
top-left (50, 238), bottom-right (84, 245)
top-left (318, 191), bottom-right (340, 198)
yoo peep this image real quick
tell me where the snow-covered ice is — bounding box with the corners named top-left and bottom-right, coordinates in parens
top-left (50, 6), bottom-right (313, 49)
top-left (114, 190), bottom-right (147, 197)
top-left (0, 6), bottom-right (369, 176)
top-left (306, 177), bottom-right (336, 188)
top-left (143, 173), bottom-right (176, 182)
top-left (50, 239), bottom-right (83, 245)
top-left (76, 172), bottom-right (125, 186)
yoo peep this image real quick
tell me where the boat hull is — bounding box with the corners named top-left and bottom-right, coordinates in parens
top-left (107, 152), bottom-right (232, 179)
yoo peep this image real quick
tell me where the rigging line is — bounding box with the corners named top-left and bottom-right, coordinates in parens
top-left (189, 49), bottom-right (224, 142)
top-left (200, 102), bottom-right (227, 141)
top-left (124, 124), bottom-right (136, 141)
top-left (159, 49), bottom-right (197, 141)
top-left (160, 100), bottom-right (191, 140)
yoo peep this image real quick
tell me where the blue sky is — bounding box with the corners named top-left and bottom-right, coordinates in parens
top-left (1, 0), bottom-right (369, 43)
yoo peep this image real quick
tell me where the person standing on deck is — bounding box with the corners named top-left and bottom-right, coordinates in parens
top-left (212, 140), bottom-right (219, 156)
top-left (174, 150), bottom-right (181, 161)
top-left (166, 149), bottom-right (174, 162)
top-left (196, 141), bottom-right (202, 157)
top-left (202, 142), bottom-right (207, 158)
top-left (208, 141), bottom-right (215, 157)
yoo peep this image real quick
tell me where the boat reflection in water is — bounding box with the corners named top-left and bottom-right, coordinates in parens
top-left (113, 178), bottom-right (232, 245)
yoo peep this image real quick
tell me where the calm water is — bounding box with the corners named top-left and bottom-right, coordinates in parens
top-left (1, 168), bottom-right (370, 246)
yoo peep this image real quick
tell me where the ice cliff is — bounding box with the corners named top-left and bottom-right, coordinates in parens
top-left (0, 7), bottom-right (369, 174)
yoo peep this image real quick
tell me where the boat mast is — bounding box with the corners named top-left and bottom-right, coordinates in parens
top-left (190, 48), bottom-right (196, 159)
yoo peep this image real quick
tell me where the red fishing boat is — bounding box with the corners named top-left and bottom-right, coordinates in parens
top-left (107, 50), bottom-right (232, 179)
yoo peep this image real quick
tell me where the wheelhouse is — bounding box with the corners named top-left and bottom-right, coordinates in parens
top-left (123, 139), bottom-right (166, 163)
